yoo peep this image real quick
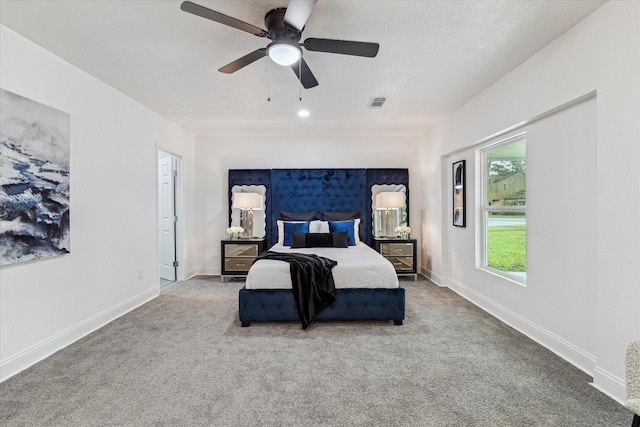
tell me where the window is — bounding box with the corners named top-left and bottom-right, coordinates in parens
top-left (480, 134), bottom-right (526, 282)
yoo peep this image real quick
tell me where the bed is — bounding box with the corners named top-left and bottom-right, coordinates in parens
top-left (239, 223), bottom-right (406, 327)
top-left (230, 168), bottom-right (410, 328)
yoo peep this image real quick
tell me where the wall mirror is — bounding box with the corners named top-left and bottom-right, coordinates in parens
top-left (231, 185), bottom-right (266, 238)
top-left (371, 184), bottom-right (407, 238)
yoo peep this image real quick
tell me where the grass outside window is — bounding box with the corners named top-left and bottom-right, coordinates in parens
top-left (487, 221), bottom-right (526, 273)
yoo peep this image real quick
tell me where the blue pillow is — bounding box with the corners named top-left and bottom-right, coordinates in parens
top-left (283, 221), bottom-right (310, 246)
top-left (328, 220), bottom-right (356, 246)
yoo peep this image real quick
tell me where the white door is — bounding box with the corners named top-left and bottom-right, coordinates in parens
top-left (158, 153), bottom-right (177, 281)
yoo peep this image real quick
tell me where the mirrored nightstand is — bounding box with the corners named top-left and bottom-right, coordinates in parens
top-left (220, 238), bottom-right (266, 282)
top-left (372, 238), bottom-right (417, 281)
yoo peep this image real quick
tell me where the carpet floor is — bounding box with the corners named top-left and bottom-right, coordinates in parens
top-left (0, 277), bottom-right (630, 426)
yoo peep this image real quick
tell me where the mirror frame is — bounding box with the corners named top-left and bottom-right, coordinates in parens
top-left (371, 184), bottom-right (407, 238)
top-left (230, 184), bottom-right (266, 238)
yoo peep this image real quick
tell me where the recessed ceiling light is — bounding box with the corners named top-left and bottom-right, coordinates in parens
top-left (298, 110), bottom-right (310, 117)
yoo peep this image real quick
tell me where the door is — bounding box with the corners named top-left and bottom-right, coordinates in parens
top-left (158, 151), bottom-right (177, 282)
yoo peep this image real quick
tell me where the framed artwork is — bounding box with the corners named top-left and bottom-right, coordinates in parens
top-left (452, 160), bottom-right (466, 227)
top-left (0, 89), bottom-right (71, 265)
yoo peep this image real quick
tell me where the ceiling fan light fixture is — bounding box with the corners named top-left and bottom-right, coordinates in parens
top-left (267, 42), bottom-right (302, 66)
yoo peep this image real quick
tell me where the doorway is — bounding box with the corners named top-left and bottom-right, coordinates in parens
top-left (158, 149), bottom-right (180, 286)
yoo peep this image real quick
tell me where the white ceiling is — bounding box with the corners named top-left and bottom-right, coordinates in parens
top-left (0, 0), bottom-right (605, 136)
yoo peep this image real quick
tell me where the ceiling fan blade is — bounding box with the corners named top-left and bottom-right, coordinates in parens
top-left (284, 0), bottom-right (318, 31)
top-left (219, 49), bottom-right (267, 74)
top-left (181, 1), bottom-right (268, 38)
top-left (291, 58), bottom-right (319, 89)
top-left (303, 38), bottom-right (379, 58)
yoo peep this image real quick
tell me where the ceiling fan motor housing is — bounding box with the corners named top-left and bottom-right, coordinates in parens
top-left (265, 8), bottom-right (301, 43)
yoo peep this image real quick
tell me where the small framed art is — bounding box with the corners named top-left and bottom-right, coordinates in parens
top-left (452, 160), bottom-right (466, 227)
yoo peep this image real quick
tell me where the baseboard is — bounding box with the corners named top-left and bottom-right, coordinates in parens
top-left (185, 268), bottom-right (200, 280)
top-left (592, 366), bottom-right (626, 405)
top-left (0, 287), bottom-right (158, 382)
top-left (447, 278), bottom-right (598, 377)
top-left (421, 266), bottom-right (445, 287)
top-left (195, 268), bottom-right (219, 276)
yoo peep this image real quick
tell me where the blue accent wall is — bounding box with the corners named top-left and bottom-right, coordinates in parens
top-left (228, 168), bottom-right (409, 248)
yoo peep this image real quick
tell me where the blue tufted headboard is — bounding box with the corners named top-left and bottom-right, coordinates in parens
top-left (228, 168), bottom-right (409, 248)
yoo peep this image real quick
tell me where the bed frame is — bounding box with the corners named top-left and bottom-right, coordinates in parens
top-left (229, 168), bottom-right (410, 327)
top-left (239, 286), bottom-right (405, 327)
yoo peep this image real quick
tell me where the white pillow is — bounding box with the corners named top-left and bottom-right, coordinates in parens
top-left (311, 220), bottom-right (330, 233)
top-left (354, 218), bottom-right (361, 244)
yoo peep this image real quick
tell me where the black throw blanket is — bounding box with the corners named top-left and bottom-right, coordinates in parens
top-left (253, 251), bottom-right (337, 329)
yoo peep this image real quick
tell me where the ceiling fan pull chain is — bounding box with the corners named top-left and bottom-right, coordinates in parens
top-left (267, 57), bottom-right (271, 102)
top-left (299, 59), bottom-right (302, 101)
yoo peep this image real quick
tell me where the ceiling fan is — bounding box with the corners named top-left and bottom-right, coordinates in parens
top-left (180, 0), bottom-right (379, 89)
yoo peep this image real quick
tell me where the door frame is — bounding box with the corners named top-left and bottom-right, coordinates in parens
top-left (156, 147), bottom-right (184, 285)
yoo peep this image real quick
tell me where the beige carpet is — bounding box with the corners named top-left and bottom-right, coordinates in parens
top-left (0, 277), bottom-right (630, 426)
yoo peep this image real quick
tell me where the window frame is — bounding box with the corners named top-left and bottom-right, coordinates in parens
top-left (478, 132), bottom-right (527, 285)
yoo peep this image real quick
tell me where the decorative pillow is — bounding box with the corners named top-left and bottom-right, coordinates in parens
top-left (283, 221), bottom-right (310, 246)
top-left (290, 231), bottom-right (309, 248)
top-left (305, 232), bottom-right (334, 248)
top-left (310, 220), bottom-right (330, 233)
top-left (290, 231), bottom-right (349, 248)
top-left (328, 220), bottom-right (356, 246)
top-left (277, 220), bottom-right (308, 245)
top-left (330, 231), bottom-right (349, 248)
top-left (280, 210), bottom-right (318, 221)
top-left (321, 210), bottom-right (360, 221)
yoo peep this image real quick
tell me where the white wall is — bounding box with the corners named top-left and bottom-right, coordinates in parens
top-left (0, 25), bottom-right (197, 380)
top-left (420, 1), bottom-right (640, 403)
top-left (193, 134), bottom-right (421, 275)
top-left (446, 96), bottom-right (598, 366)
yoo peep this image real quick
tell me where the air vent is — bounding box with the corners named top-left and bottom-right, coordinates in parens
top-left (367, 97), bottom-right (387, 109)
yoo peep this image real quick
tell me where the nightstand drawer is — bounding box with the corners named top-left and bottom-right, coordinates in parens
top-left (379, 243), bottom-right (413, 257)
top-left (224, 243), bottom-right (259, 257)
top-left (225, 257), bottom-right (253, 272)
top-left (387, 256), bottom-right (414, 272)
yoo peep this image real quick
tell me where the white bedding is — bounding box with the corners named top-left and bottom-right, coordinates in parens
top-left (246, 242), bottom-right (399, 290)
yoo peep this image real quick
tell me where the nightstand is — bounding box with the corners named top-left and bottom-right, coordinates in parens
top-left (372, 238), bottom-right (417, 281)
top-left (220, 238), bottom-right (266, 282)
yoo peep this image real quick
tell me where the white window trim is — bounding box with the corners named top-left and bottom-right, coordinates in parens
top-left (478, 132), bottom-right (527, 286)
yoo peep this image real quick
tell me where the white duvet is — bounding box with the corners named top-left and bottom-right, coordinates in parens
top-left (246, 242), bottom-right (399, 290)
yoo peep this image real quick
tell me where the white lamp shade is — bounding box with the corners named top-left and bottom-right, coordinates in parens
top-left (377, 192), bottom-right (405, 209)
top-left (232, 192), bottom-right (263, 210)
top-left (268, 42), bottom-right (302, 66)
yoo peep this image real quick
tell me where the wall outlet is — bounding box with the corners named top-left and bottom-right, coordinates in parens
top-left (216, 244), bottom-right (220, 253)
top-left (138, 267), bottom-right (143, 279)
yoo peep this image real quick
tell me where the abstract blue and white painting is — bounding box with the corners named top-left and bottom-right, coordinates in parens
top-left (0, 89), bottom-right (70, 265)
